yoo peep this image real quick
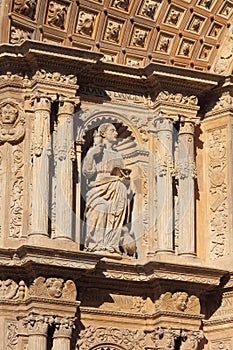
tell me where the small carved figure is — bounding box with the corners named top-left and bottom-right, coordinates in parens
top-left (112, 0), bottom-right (129, 11)
top-left (200, 0), bottom-right (212, 9)
top-left (77, 11), bottom-right (95, 36)
top-left (132, 29), bottom-right (147, 47)
top-left (10, 26), bottom-right (31, 44)
top-left (105, 22), bottom-right (121, 42)
top-left (83, 123), bottom-right (132, 254)
top-left (14, 0), bottom-right (37, 19)
top-left (120, 225), bottom-right (137, 257)
top-left (191, 18), bottom-right (201, 32)
top-left (167, 9), bottom-right (180, 25)
top-left (141, 0), bottom-right (158, 19)
top-left (0, 102), bottom-right (25, 144)
top-left (47, 2), bottom-right (67, 29)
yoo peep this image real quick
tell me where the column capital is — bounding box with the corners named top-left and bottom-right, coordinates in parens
top-left (152, 327), bottom-right (180, 349)
top-left (57, 96), bottom-right (80, 117)
top-left (23, 313), bottom-right (51, 336)
top-left (32, 95), bottom-right (52, 112)
top-left (53, 316), bottom-right (75, 339)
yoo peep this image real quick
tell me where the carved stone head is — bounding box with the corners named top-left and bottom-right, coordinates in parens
top-left (172, 291), bottom-right (189, 311)
top-left (1, 104), bottom-right (18, 124)
top-left (45, 278), bottom-right (64, 298)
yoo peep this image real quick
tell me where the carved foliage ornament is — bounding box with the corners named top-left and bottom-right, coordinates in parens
top-left (0, 101), bottom-right (25, 144)
top-left (155, 291), bottom-right (201, 314)
top-left (7, 323), bottom-right (18, 350)
top-left (77, 326), bottom-right (145, 350)
top-left (77, 11), bottom-right (96, 36)
top-left (28, 276), bottom-right (77, 300)
top-left (208, 128), bottom-right (228, 259)
top-left (139, 0), bottom-right (160, 20)
top-left (13, 0), bottom-right (37, 20)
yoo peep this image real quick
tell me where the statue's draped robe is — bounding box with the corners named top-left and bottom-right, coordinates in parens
top-left (83, 146), bottom-right (130, 252)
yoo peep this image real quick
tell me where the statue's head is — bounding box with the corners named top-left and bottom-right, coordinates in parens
top-left (96, 123), bottom-right (117, 143)
top-left (172, 291), bottom-right (189, 311)
top-left (45, 278), bottom-right (64, 298)
top-left (1, 104), bottom-right (18, 124)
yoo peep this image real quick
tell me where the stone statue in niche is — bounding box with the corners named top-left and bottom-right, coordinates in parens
top-left (0, 102), bottom-right (25, 144)
top-left (82, 123), bottom-right (133, 254)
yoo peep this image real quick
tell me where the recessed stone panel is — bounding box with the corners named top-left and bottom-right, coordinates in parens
top-left (45, 0), bottom-right (69, 30)
top-left (163, 5), bottom-right (185, 27)
top-left (110, 0), bottom-right (130, 12)
top-left (130, 26), bottom-right (150, 48)
top-left (178, 39), bottom-right (195, 57)
top-left (218, 1), bottom-right (233, 18)
top-left (125, 55), bottom-right (144, 67)
top-left (12, 0), bottom-right (38, 20)
top-left (198, 44), bottom-right (213, 60)
top-left (76, 8), bottom-right (98, 38)
top-left (155, 32), bottom-right (175, 54)
top-left (186, 14), bottom-right (206, 34)
top-left (208, 22), bottom-right (223, 38)
top-left (137, 0), bottom-right (162, 20)
top-left (103, 18), bottom-right (124, 44)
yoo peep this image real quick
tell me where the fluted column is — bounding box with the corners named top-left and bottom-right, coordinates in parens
top-left (75, 140), bottom-right (83, 245)
top-left (52, 317), bottom-right (75, 350)
top-left (25, 314), bottom-right (49, 350)
top-left (53, 98), bottom-right (76, 240)
top-left (177, 120), bottom-right (196, 256)
top-left (155, 117), bottom-right (174, 254)
top-left (30, 96), bottom-right (51, 236)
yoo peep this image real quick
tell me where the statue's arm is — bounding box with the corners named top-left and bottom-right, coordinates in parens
top-left (82, 145), bottom-right (103, 178)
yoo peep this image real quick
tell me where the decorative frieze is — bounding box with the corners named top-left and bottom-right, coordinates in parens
top-left (155, 291), bottom-right (200, 314)
top-left (156, 91), bottom-right (198, 106)
top-left (77, 325), bottom-right (145, 350)
top-left (32, 70), bottom-right (77, 86)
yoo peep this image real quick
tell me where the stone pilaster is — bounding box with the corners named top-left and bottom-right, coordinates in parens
top-left (30, 96), bottom-right (51, 237)
top-left (155, 117), bottom-right (174, 254)
top-left (177, 120), bottom-right (196, 256)
top-left (53, 98), bottom-right (76, 240)
top-left (52, 317), bottom-right (75, 350)
top-left (75, 140), bottom-right (83, 245)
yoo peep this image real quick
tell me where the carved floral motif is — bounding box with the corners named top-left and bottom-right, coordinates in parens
top-left (9, 148), bottom-right (24, 238)
top-left (29, 277), bottom-right (77, 300)
top-left (77, 11), bottom-right (96, 36)
top-left (77, 326), bottom-right (145, 350)
top-left (155, 291), bottom-right (201, 313)
top-left (10, 26), bottom-right (32, 44)
top-left (46, 1), bottom-right (68, 29)
top-left (13, 0), bottom-right (37, 20)
top-left (7, 323), bottom-right (18, 350)
top-left (208, 128), bottom-right (228, 259)
top-left (181, 330), bottom-right (204, 350)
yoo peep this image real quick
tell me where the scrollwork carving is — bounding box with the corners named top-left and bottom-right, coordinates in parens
top-left (77, 326), bottom-right (145, 350)
top-left (32, 69), bottom-right (77, 85)
top-left (28, 277), bottom-right (77, 300)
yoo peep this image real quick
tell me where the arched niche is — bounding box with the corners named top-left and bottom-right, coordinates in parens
top-left (75, 109), bottom-right (149, 258)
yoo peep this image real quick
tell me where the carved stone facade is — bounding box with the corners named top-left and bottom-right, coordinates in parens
top-left (0, 1), bottom-right (233, 349)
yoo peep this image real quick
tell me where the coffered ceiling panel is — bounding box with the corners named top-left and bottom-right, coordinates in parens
top-left (6, 0), bottom-right (233, 73)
